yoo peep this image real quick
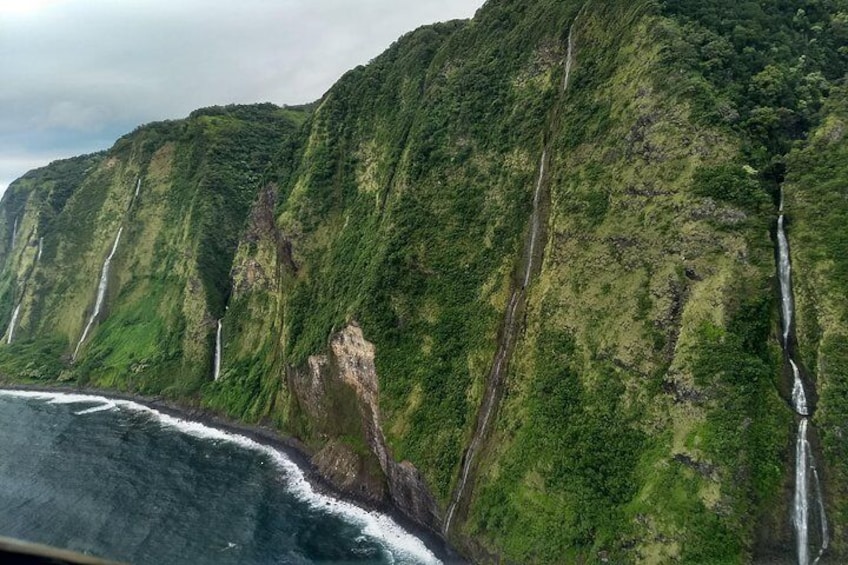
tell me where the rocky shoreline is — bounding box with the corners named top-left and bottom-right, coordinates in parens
top-left (0, 379), bottom-right (465, 564)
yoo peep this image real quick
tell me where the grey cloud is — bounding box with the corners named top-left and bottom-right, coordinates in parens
top-left (0, 0), bottom-right (484, 194)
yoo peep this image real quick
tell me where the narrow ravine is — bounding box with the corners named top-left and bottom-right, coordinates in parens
top-left (6, 303), bottom-right (21, 345)
top-left (213, 319), bottom-right (223, 381)
top-left (443, 14), bottom-right (582, 537)
top-left (776, 191), bottom-right (828, 565)
top-left (73, 226), bottom-right (123, 361)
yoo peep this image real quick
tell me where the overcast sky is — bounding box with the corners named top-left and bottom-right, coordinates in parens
top-left (0, 0), bottom-right (485, 195)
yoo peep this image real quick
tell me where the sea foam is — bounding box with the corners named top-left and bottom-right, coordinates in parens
top-left (0, 389), bottom-right (441, 565)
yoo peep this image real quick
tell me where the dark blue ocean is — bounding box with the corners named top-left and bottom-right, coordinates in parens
top-left (0, 390), bottom-right (441, 564)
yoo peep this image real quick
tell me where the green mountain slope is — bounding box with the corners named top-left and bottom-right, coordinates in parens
top-left (1, 0), bottom-right (847, 563)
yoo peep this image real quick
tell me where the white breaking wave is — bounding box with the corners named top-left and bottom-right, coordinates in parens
top-left (0, 389), bottom-right (442, 565)
top-left (74, 401), bottom-right (117, 415)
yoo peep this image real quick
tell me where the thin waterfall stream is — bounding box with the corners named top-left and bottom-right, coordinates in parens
top-left (443, 13), bottom-right (581, 537)
top-left (10, 216), bottom-right (18, 249)
top-left (776, 190), bottom-right (828, 565)
top-left (73, 226), bottom-right (123, 360)
top-left (523, 150), bottom-right (547, 288)
top-left (6, 303), bottom-right (21, 345)
top-left (213, 319), bottom-right (223, 381)
top-left (37, 237), bottom-right (43, 263)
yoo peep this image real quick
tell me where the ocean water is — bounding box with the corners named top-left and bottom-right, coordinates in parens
top-left (0, 390), bottom-right (441, 564)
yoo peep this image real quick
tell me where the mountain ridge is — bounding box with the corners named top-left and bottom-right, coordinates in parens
top-left (1, 1), bottom-right (847, 562)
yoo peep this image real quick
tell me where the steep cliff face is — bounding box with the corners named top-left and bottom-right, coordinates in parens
top-left (2, 0), bottom-right (848, 563)
top-left (785, 88), bottom-right (848, 558)
top-left (0, 104), bottom-right (307, 392)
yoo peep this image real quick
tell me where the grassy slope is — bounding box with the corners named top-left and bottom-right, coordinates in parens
top-left (465, 4), bottom-right (790, 563)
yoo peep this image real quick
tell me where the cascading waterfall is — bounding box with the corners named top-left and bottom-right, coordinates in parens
top-left (213, 319), bottom-right (223, 381)
top-left (443, 13), bottom-right (581, 537)
top-left (73, 226), bottom-right (123, 360)
top-left (6, 303), bottom-right (21, 345)
top-left (776, 190), bottom-right (828, 565)
top-left (790, 359), bottom-right (808, 417)
top-left (37, 237), bottom-right (43, 263)
top-left (135, 177), bottom-right (141, 199)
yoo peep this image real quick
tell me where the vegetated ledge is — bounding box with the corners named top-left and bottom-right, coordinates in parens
top-left (0, 378), bottom-right (466, 564)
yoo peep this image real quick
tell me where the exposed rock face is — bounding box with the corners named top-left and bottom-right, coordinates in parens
top-left (312, 440), bottom-right (388, 504)
top-left (294, 323), bottom-right (441, 531)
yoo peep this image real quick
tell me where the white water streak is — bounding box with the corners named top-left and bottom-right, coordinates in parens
top-left (790, 359), bottom-right (808, 416)
top-left (135, 178), bottom-right (141, 199)
top-left (777, 214), bottom-right (793, 345)
top-left (444, 10), bottom-right (582, 538)
top-left (10, 216), bottom-right (18, 249)
top-left (73, 226), bottom-right (123, 360)
top-left (37, 237), bottom-right (43, 263)
top-left (6, 303), bottom-right (21, 345)
top-left (444, 289), bottom-right (521, 533)
top-left (778, 188), bottom-right (827, 563)
top-left (213, 319), bottom-right (223, 381)
top-left (812, 465), bottom-right (829, 564)
top-left (523, 150), bottom-right (547, 288)
top-left (0, 389), bottom-right (441, 564)
top-left (795, 418), bottom-right (810, 565)
top-left (562, 17), bottom-right (577, 91)
top-left (75, 401), bottom-right (117, 415)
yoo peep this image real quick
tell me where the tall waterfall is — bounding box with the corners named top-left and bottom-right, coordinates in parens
top-left (213, 319), bottom-right (223, 381)
top-left (443, 13), bottom-right (581, 538)
top-left (777, 214), bottom-right (793, 345)
top-left (776, 191), bottom-right (828, 565)
top-left (37, 237), bottom-right (43, 263)
top-left (135, 178), bottom-right (141, 198)
top-left (73, 226), bottom-right (123, 360)
top-left (6, 303), bottom-right (21, 345)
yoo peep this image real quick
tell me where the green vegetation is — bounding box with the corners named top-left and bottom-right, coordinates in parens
top-left (1, 0), bottom-right (847, 562)
top-left (785, 87), bottom-right (848, 556)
